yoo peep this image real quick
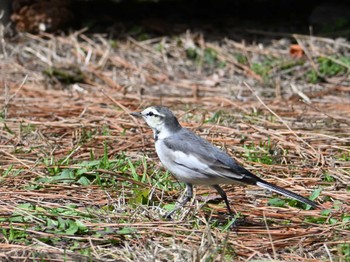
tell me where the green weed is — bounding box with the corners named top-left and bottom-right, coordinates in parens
top-left (322, 172), bottom-right (336, 183)
top-left (1, 122), bottom-right (14, 133)
top-left (243, 139), bottom-right (275, 165)
top-left (19, 123), bottom-right (36, 134)
top-left (338, 243), bottom-right (350, 262)
top-left (305, 201), bottom-right (349, 228)
top-left (336, 151), bottom-right (350, 161)
top-left (31, 140), bottom-right (179, 211)
top-left (318, 56), bottom-right (349, 77)
top-left (306, 70), bottom-right (320, 83)
top-left (251, 56), bottom-right (280, 80)
top-left (1, 226), bottom-right (29, 244)
top-left (1, 203), bottom-right (92, 247)
top-left (0, 166), bottom-right (24, 179)
top-left (203, 48), bottom-right (220, 67)
top-left (186, 46), bottom-right (225, 68)
top-left (1, 165), bottom-right (13, 177)
top-left (307, 56), bottom-right (350, 83)
top-left (235, 54), bottom-right (248, 65)
top-left (204, 110), bottom-right (225, 125)
top-left (252, 58), bottom-right (304, 80)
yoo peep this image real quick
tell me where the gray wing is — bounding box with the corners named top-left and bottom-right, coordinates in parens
top-left (163, 129), bottom-right (320, 208)
top-left (163, 128), bottom-right (262, 185)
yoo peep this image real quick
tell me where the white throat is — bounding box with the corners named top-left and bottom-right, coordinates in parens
top-left (153, 125), bottom-right (173, 141)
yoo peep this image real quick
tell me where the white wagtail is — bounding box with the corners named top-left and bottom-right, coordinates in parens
top-left (131, 106), bottom-right (319, 217)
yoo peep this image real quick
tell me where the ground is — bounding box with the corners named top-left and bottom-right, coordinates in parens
top-left (0, 16), bottom-right (349, 261)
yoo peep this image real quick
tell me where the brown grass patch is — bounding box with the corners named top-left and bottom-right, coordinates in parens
top-left (0, 26), bottom-right (349, 261)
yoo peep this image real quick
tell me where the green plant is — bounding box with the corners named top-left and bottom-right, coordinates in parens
top-left (186, 46), bottom-right (225, 69)
top-left (1, 226), bottom-right (29, 244)
top-left (235, 54), bottom-right (248, 65)
top-left (205, 110), bottom-right (224, 124)
top-left (251, 57), bottom-right (276, 79)
top-left (305, 201), bottom-right (349, 228)
top-left (318, 56), bottom-right (349, 77)
top-left (336, 151), bottom-right (350, 161)
top-left (19, 123), bottom-right (36, 134)
top-left (243, 139), bottom-right (274, 165)
top-left (306, 70), bottom-right (320, 83)
top-left (322, 172), bottom-right (336, 183)
top-left (307, 56), bottom-right (350, 83)
top-left (203, 48), bottom-right (218, 66)
top-left (338, 243), bottom-right (350, 262)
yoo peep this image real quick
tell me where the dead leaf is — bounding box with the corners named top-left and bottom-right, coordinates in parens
top-left (289, 44), bottom-right (304, 58)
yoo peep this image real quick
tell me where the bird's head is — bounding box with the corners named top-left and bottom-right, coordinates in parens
top-left (131, 106), bottom-right (181, 136)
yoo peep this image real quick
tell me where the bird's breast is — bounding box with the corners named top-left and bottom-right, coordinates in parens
top-left (155, 140), bottom-right (175, 168)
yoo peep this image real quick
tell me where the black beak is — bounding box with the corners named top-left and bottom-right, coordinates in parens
top-left (130, 112), bottom-right (142, 117)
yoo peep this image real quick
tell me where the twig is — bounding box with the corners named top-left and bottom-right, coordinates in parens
top-left (323, 243), bottom-right (334, 262)
top-left (243, 82), bottom-right (321, 162)
top-left (263, 211), bottom-right (277, 260)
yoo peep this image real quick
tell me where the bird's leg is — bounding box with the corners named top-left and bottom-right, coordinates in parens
top-left (212, 185), bottom-right (234, 215)
top-left (212, 185), bottom-right (249, 231)
top-left (179, 183), bottom-right (194, 206)
top-left (164, 183), bottom-right (193, 219)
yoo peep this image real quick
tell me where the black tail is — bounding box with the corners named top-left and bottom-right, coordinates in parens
top-left (256, 181), bottom-right (319, 209)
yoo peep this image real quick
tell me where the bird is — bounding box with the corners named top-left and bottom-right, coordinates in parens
top-left (131, 106), bottom-right (319, 218)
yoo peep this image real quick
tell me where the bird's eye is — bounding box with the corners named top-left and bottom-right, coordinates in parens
top-left (147, 111), bottom-right (154, 116)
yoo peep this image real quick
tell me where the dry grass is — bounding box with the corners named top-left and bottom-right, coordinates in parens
top-left (0, 24), bottom-right (349, 261)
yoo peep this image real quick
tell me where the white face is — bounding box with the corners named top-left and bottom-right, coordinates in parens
top-left (140, 107), bottom-right (165, 130)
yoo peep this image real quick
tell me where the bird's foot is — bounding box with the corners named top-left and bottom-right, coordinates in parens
top-left (163, 211), bottom-right (174, 220)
